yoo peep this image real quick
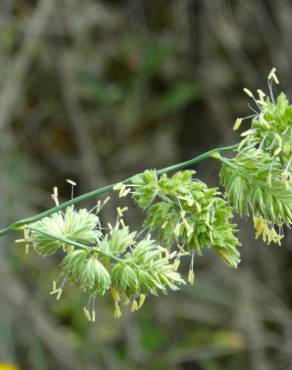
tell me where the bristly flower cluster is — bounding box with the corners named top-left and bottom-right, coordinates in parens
top-left (131, 170), bottom-right (241, 270)
top-left (30, 206), bottom-right (101, 255)
top-left (236, 90), bottom-right (292, 171)
top-left (19, 204), bottom-right (184, 320)
top-left (222, 68), bottom-right (292, 245)
top-left (220, 147), bottom-right (292, 244)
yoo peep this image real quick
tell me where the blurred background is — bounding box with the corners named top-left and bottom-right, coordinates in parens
top-left (0, 1), bottom-right (292, 369)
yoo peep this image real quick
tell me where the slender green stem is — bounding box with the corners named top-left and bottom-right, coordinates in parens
top-left (0, 143), bottom-right (239, 238)
top-left (28, 227), bottom-right (124, 263)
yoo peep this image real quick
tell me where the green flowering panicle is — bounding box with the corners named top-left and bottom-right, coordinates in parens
top-left (59, 228), bottom-right (183, 318)
top-left (29, 206), bottom-right (101, 255)
top-left (110, 238), bottom-right (184, 317)
top-left (131, 170), bottom-right (241, 269)
top-left (234, 69), bottom-right (292, 171)
top-left (224, 69), bottom-right (292, 245)
top-left (220, 147), bottom-right (292, 245)
top-left (6, 68), bottom-right (292, 323)
top-left (23, 203), bottom-right (184, 319)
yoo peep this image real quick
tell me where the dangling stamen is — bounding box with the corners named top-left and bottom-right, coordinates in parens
top-left (268, 67), bottom-right (279, 85)
top-left (91, 297), bottom-right (96, 322)
top-left (233, 118), bottom-right (242, 131)
top-left (243, 88), bottom-right (254, 98)
top-left (131, 297), bottom-right (139, 312)
top-left (49, 279), bottom-right (63, 300)
top-left (243, 88), bottom-right (261, 110)
top-left (90, 196), bottom-right (111, 214)
top-left (117, 206), bottom-right (128, 218)
top-left (138, 294), bottom-right (146, 309)
top-left (51, 186), bottom-right (59, 206)
top-left (66, 179), bottom-right (77, 200)
top-left (83, 306), bottom-right (91, 321)
top-left (173, 254), bottom-right (181, 271)
top-left (257, 89), bottom-right (266, 101)
top-left (188, 250), bottom-right (195, 285)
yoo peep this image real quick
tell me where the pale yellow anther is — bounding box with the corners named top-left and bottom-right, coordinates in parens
top-left (161, 220), bottom-right (168, 229)
top-left (49, 280), bottom-right (63, 300)
top-left (103, 196), bottom-right (111, 205)
top-left (188, 270), bottom-right (195, 285)
top-left (114, 304), bottom-right (122, 319)
top-left (117, 206), bottom-right (128, 217)
top-left (66, 179), bottom-right (77, 186)
top-left (15, 239), bottom-right (25, 243)
top-left (120, 218), bottom-right (126, 228)
top-left (233, 118), bottom-right (242, 131)
top-left (243, 88), bottom-right (254, 98)
top-left (174, 223), bottom-right (181, 237)
top-left (177, 244), bottom-right (189, 256)
top-left (96, 200), bottom-right (101, 212)
top-left (120, 188), bottom-right (131, 197)
top-left (138, 294), bottom-right (146, 309)
top-left (24, 229), bottom-right (29, 239)
top-left (173, 258), bottom-right (180, 271)
top-left (117, 207), bottom-right (123, 217)
top-left (56, 288), bottom-right (63, 300)
top-left (256, 100), bottom-right (267, 106)
top-left (91, 310), bottom-right (96, 322)
top-left (131, 299), bottom-right (139, 312)
top-left (83, 307), bottom-right (91, 321)
top-left (111, 287), bottom-right (120, 303)
top-left (257, 89), bottom-right (266, 100)
top-left (253, 215), bottom-right (283, 245)
top-left (268, 67), bottom-right (279, 84)
top-left (113, 182), bottom-right (124, 191)
top-left (178, 195), bottom-right (194, 207)
top-left (51, 186), bottom-right (59, 206)
top-left (180, 211), bottom-right (192, 236)
top-left (241, 129), bottom-right (253, 137)
top-left (167, 251), bottom-right (176, 260)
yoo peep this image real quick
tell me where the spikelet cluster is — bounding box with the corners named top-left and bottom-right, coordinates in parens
top-left (223, 68), bottom-right (292, 245)
top-left (29, 206), bottom-right (101, 255)
top-left (220, 147), bottom-right (292, 244)
top-left (131, 170), bottom-right (241, 268)
top-left (20, 205), bottom-right (183, 319)
top-left (237, 91), bottom-right (292, 170)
